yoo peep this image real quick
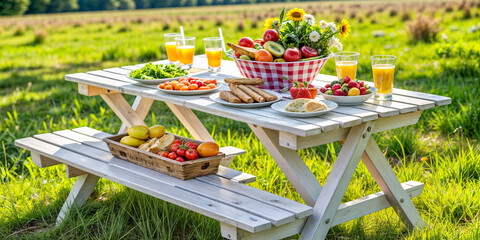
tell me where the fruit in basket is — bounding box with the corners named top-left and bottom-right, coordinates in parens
top-left (168, 152), bottom-right (177, 160)
top-left (240, 55), bottom-right (251, 60)
top-left (255, 49), bottom-right (273, 62)
top-left (185, 141), bottom-right (198, 150)
top-left (176, 147), bottom-right (187, 157)
top-left (128, 125), bottom-right (149, 140)
top-left (197, 142), bottom-right (220, 157)
top-left (254, 39), bottom-right (265, 46)
top-left (185, 149), bottom-right (199, 160)
top-left (263, 29), bottom-right (279, 42)
top-left (263, 41), bottom-right (285, 58)
top-left (300, 46), bottom-right (318, 58)
top-left (283, 47), bottom-right (302, 62)
top-left (274, 58), bottom-right (285, 62)
top-left (149, 125), bottom-right (165, 138)
top-left (157, 134), bottom-right (175, 151)
top-left (120, 136), bottom-right (146, 147)
top-left (175, 157), bottom-right (185, 162)
top-left (139, 137), bottom-right (158, 151)
top-left (238, 37), bottom-right (254, 48)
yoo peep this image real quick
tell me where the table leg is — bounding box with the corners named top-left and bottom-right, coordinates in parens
top-left (165, 103), bottom-right (215, 142)
top-left (361, 138), bottom-right (426, 229)
top-left (300, 122), bottom-right (375, 240)
top-left (248, 124), bottom-right (322, 207)
top-left (118, 96), bottom-right (154, 134)
top-left (100, 93), bottom-right (147, 128)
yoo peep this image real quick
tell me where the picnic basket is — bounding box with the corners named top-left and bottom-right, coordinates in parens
top-left (231, 55), bottom-right (330, 90)
top-left (104, 133), bottom-right (224, 180)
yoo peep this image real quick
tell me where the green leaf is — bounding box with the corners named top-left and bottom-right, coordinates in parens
top-left (279, 8), bottom-right (285, 23)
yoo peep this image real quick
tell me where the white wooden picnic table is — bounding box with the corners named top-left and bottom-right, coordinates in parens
top-left (19, 55), bottom-right (450, 239)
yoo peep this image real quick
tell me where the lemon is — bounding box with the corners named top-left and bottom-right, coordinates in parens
top-left (348, 87), bottom-right (360, 96)
top-left (149, 125), bottom-right (166, 138)
top-left (128, 125), bottom-right (149, 140)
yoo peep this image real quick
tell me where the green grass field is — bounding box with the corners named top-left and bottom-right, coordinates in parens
top-left (1, 0), bottom-right (480, 239)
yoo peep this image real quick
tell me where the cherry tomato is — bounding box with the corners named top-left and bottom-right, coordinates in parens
top-left (180, 80), bottom-right (189, 86)
top-left (199, 86), bottom-right (209, 90)
top-left (173, 139), bottom-right (183, 145)
top-left (208, 79), bottom-right (217, 85)
top-left (174, 84), bottom-right (185, 90)
top-left (196, 80), bottom-right (205, 87)
top-left (159, 83), bottom-right (165, 89)
top-left (171, 81), bottom-right (179, 87)
top-left (176, 148), bottom-right (186, 157)
top-left (175, 157), bottom-right (185, 162)
top-left (186, 141), bottom-right (198, 150)
top-left (180, 86), bottom-right (189, 91)
top-left (164, 85), bottom-right (173, 90)
top-left (207, 84), bottom-right (216, 89)
top-left (168, 152), bottom-right (177, 160)
top-left (189, 84), bottom-right (199, 90)
top-left (185, 149), bottom-right (199, 160)
top-left (170, 143), bottom-right (180, 152)
top-left (157, 151), bottom-right (169, 158)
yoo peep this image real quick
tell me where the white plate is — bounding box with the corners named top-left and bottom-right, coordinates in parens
top-left (157, 82), bottom-right (223, 95)
top-left (319, 87), bottom-right (377, 106)
top-left (125, 73), bottom-right (188, 85)
top-left (209, 90), bottom-right (283, 108)
top-left (271, 100), bottom-right (338, 118)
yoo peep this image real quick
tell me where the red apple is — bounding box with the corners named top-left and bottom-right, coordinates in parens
top-left (263, 29), bottom-right (279, 42)
top-left (254, 39), bottom-right (265, 46)
top-left (283, 47), bottom-right (302, 62)
top-left (238, 37), bottom-right (254, 48)
top-left (300, 46), bottom-right (318, 58)
top-left (234, 51), bottom-right (241, 58)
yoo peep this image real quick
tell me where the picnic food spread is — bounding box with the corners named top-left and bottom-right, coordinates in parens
top-left (129, 62), bottom-right (188, 80)
top-left (285, 98), bottom-right (328, 112)
top-left (158, 77), bottom-right (218, 91)
top-left (320, 76), bottom-right (372, 96)
top-left (220, 78), bottom-right (278, 104)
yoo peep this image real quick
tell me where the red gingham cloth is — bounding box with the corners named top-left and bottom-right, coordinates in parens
top-left (232, 56), bottom-right (330, 90)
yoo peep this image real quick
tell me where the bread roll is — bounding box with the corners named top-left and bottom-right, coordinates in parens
top-left (304, 101), bottom-right (328, 112)
top-left (238, 85), bottom-right (265, 103)
top-left (246, 85), bottom-right (278, 101)
top-left (285, 99), bottom-right (328, 113)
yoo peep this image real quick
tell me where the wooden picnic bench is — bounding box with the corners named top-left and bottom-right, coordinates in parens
top-left (15, 55), bottom-right (451, 239)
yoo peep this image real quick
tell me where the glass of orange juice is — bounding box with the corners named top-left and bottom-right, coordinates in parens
top-left (371, 55), bottom-right (396, 101)
top-left (203, 37), bottom-right (223, 72)
top-left (175, 36), bottom-right (195, 69)
top-left (164, 33), bottom-right (181, 64)
top-left (334, 52), bottom-right (360, 80)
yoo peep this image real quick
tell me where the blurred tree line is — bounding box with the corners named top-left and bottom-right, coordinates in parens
top-left (0, 0), bottom-right (303, 16)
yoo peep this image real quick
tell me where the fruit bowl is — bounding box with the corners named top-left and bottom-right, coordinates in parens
top-left (320, 87), bottom-right (377, 106)
top-left (230, 55), bottom-right (330, 90)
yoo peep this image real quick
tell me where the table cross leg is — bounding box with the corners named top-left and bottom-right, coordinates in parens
top-left (300, 121), bottom-right (375, 240)
top-left (361, 137), bottom-right (426, 229)
top-left (249, 124), bottom-right (322, 207)
top-left (118, 96), bottom-right (154, 134)
top-left (100, 93), bottom-right (148, 128)
top-left (165, 103), bottom-right (215, 142)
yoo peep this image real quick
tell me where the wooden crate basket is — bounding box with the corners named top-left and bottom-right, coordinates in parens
top-left (104, 133), bottom-right (224, 180)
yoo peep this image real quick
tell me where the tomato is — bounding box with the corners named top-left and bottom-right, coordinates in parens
top-left (189, 84), bottom-right (199, 90)
top-left (168, 152), bottom-right (177, 160)
top-left (180, 80), bottom-right (189, 86)
top-left (196, 80), bottom-right (205, 87)
top-left (173, 139), bottom-right (182, 145)
top-left (199, 86), bottom-right (210, 90)
top-left (255, 49), bottom-right (273, 62)
top-left (176, 147), bottom-right (186, 157)
top-left (185, 149), bottom-right (198, 160)
top-left (159, 83), bottom-right (165, 89)
top-left (171, 81), bottom-right (179, 87)
top-left (158, 151), bottom-right (169, 158)
top-left (197, 142), bottom-right (219, 157)
top-left (186, 141), bottom-right (198, 150)
top-left (207, 84), bottom-right (216, 89)
top-left (164, 85), bottom-right (173, 90)
top-left (174, 84), bottom-right (185, 90)
top-left (206, 79), bottom-right (217, 85)
top-left (180, 86), bottom-right (189, 91)
top-left (175, 157), bottom-right (185, 162)
top-left (170, 143), bottom-right (181, 152)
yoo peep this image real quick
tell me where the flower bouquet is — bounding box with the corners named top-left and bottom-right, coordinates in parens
top-left (228, 8), bottom-right (350, 90)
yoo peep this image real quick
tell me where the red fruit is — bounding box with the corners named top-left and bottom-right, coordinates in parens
top-left (170, 143), bottom-right (180, 152)
top-left (185, 149), bottom-right (199, 160)
top-left (308, 88), bottom-right (318, 99)
top-left (334, 89), bottom-right (345, 96)
top-left (185, 141), bottom-right (198, 150)
top-left (173, 139), bottom-right (182, 145)
top-left (254, 39), bottom-right (265, 46)
top-left (343, 76), bottom-right (351, 84)
top-left (325, 84), bottom-right (330, 88)
top-left (300, 46), bottom-right (318, 58)
top-left (263, 29), bottom-right (279, 42)
top-left (320, 87), bottom-right (327, 93)
top-left (332, 83), bottom-right (342, 91)
top-left (359, 81), bottom-right (365, 87)
top-left (283, 47), bottom-right (302, 62)
top-left (238, 37), bottom-right (255, 48)
top-left (348, 81), bottom-right (358, 89)
top-left (175, 157), bottom-right (185, 162)
top-left (295, 88), bottom-right (312, 99)
top-left (360, 87), bottom-right (367, 95)
top-left (234, 51), bottom-right (241, 58)
top-left (176, 147), bottom-right (186, 157)
top-left (196, 80), bottom-right (205, 87)
top-left (168, 152), bottom-right (177, 160)
top-left (289, 87), bottom-right (299, 99)
top-left (158, 151), bottom-right (169, 158)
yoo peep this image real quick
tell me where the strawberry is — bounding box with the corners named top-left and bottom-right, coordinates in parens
top-left (334, 89), bottom-right (345, 96)
top-left (319, 87), bottom-right (327, 93)
top-left (296, 88), bottom-right (312, 99)
top-left (360, 87), bottom-right (367, 95)
top-left (325, 84), bottom-right (330, 88)
top-left (332, 83), bottom-right (342, 91)
top-left (308, 88), bottom-right (318, 99)
top-left (358, 81), bottom-right (365, 87)
top-left (343, 76), bottom-right (351, 84)
top-left (348, 81), bottom-right (358, 89)
top-left (290, 87), bottom-right (299, 99)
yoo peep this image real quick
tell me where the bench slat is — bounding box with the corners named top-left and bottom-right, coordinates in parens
top-left (32, 133), bottom-right (299, 227)
top-left (15, 137), bottom-right (271, 233)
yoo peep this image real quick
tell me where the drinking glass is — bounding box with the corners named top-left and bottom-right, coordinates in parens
top-left (175, 36), bottom-right (195, 69)
top-left (371, 55), bottom-right (396, 101)
top-left (164, 33), bottom-right (181, 63)
top-left (333, 52), bottom-right (360, 80)
top-left (203, 37), bottom-right (223, 72)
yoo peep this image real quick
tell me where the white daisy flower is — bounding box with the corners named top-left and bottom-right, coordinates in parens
top-left (309, 31), bottom-right (320, 42)
top-left (319, 20), bottom-right (328, 29)
top-left (336, 41), bottom-right (343, 51)
top-left (304, 14), bottom-right (315, 26)
top-left (329, 36), bottom-right (339, 48)
top-left (329, 22), bottom-right (337, 32)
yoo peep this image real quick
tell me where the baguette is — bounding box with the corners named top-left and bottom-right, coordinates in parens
top-left (229, 84), bottom-right (253, 103)
top-left (246, 85), bottom-right (278, 101)
top-left (219, 91), bottom-right (243, 103)
top-left (238, 85), bottom-right (265, 103)
top-left (227, 43), bottom-right (257, 59)
top-left (224, 78), bottom-right (264, 85)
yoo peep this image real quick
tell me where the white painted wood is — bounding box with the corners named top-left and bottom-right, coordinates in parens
top-left (78, 83), bottom-right (117, 96)
top-left (100, 93), bottom-right (147, 128)
top-left (390, 95), bottom-right (435, 110)
top-left (354, 103), bottom-right (399, 118)
top-left (300, 122), bottom-right (375, 240)
top-left (65, 165), bottom-right (88, 178)
top-left (165, 102), bottom-right (215, 142)
top-left (102, 67), bottom-right (131, 75)
top-left (364, 98), bottom-right (418, 113)
top-left (56, 174), bottom-right (100, 225)
top-left (216, 167), bottom-right (256, 184)
top-left (119, 96), bottom-right (154, 134)
top-left (248, 125), bottom-right (322, 207)
top-left (330, 106), bottom-right (378, 122)
top-left (72, 126), bottom-right (113, 139)
top-left (362, 138), bottom-right (426, 229)
top-left (237, 217), bottom-right (307, 240)
top-left (332, 181), bottom-right (424, 226)
top-left (29, 152), bottom-right (60, 168)
top-left (221, 222), bottom-right (239, 240)
top-left (15, 137), bottom-right (272, 233)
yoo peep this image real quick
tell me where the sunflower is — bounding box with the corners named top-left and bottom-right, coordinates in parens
top-left (264, 17), bottom-right (280, 31)
top-left (339, 19), bottom-right (351, 39)
top-left (286, 8), bottom-right (306, 22)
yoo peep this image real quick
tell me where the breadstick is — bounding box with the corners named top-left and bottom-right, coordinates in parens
top-left (229, 84), bottom-right (253, 103)
top-left (224, 78), bottom-right (264, 85)
top-left (238, 85), bottom-right (265, 103)
top-left (219, 91), bottom-right (242, 103)
top-left (246, 85), bottom-right (278, 101)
